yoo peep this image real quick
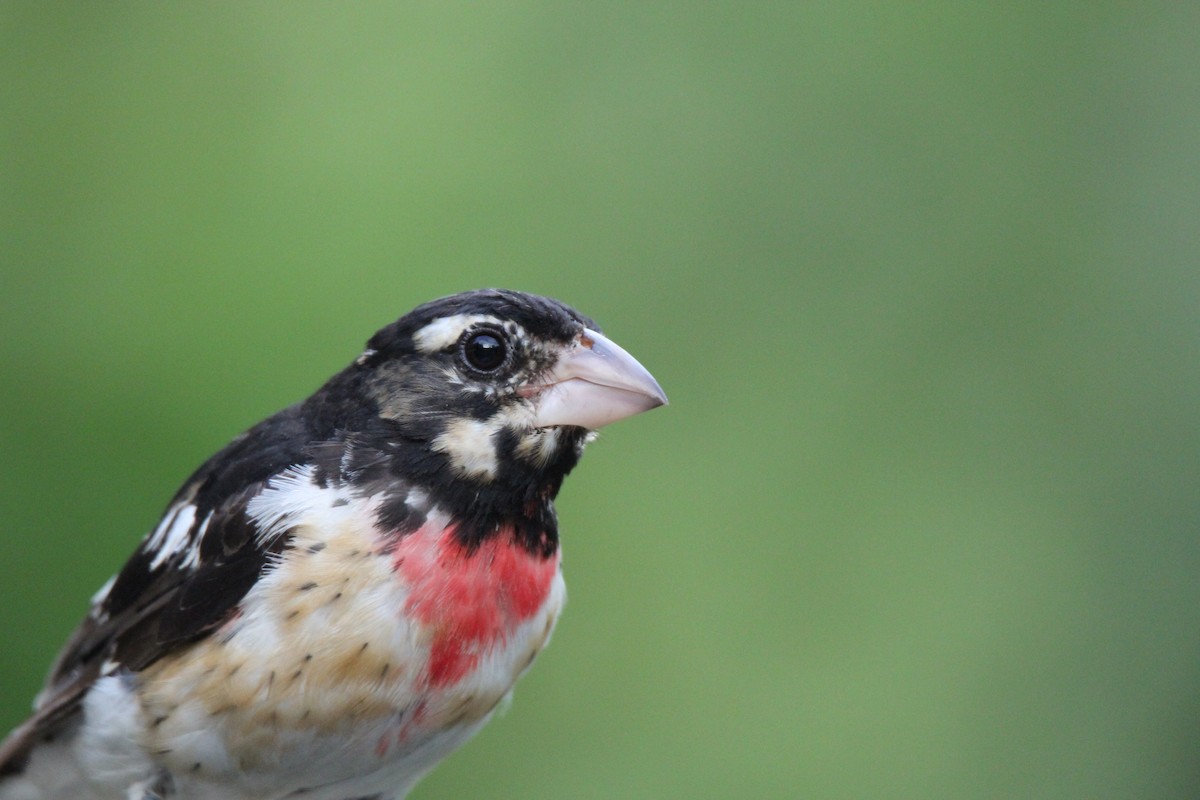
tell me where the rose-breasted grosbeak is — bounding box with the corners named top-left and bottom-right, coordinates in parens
top-left (0, 289), bottom-right (666, 800)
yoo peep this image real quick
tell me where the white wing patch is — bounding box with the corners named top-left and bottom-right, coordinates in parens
top-left (89, 573), bottom-right (117, 610)
top-left (245, 464), bottom-right (383, 547)
top-left (146, 503), bottom-right (203, 570)
top-left (246, 465), bottom-right (329, 544)
top-left (178, 514), bottom-right (209, 570)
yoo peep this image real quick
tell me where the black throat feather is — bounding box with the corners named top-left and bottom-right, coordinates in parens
top-left (304, 407), bottom-right (586, 560)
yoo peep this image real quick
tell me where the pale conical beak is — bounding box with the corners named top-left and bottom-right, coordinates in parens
top-left (529, 328), bottom-right (668, 430)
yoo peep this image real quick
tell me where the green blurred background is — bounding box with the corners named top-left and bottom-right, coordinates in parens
top-left (3, 4), bottom-right (1198, 798)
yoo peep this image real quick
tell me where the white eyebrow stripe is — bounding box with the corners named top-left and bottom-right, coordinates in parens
top-left (411, 314), bottom-right (499, 353)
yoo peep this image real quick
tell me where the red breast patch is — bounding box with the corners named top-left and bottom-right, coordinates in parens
top-left (393, 524), bottom-right (559, 687)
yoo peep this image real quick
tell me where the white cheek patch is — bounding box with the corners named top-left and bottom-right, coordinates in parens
top-left (412, 314), bottom-right (500, 354)
top-left (432, 417), bottom-right (503, 480)
top-left (515, 427), bottom-right (562, 467)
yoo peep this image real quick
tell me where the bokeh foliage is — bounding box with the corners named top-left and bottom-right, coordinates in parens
top-left (2, 4), bottom-right (1198, 798)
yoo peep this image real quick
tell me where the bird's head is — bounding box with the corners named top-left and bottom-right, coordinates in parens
top-left (306, 289), bottom-right (666, 537)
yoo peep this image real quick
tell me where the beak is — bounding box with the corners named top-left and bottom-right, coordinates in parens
top-left (529, 328), bottom-right (668, 430)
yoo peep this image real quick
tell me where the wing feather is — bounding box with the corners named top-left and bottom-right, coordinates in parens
top-left (1, 404), bottom-right (317, 776)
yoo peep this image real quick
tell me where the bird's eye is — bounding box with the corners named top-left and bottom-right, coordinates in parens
top-left (461, 329), bottom-right (509, 373)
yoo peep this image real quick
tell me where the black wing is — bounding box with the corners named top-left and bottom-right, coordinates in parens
top-left (0, 403), bottom-right (318, 777)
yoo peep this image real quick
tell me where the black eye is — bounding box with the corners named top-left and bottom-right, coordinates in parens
top-left (461, 329), bottom-right (509, 373)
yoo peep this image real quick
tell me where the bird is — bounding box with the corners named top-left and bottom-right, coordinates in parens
top-left (0, 289), bottom-right (667, 800)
